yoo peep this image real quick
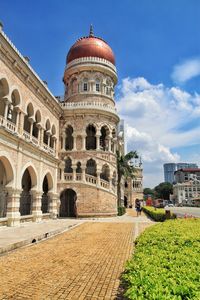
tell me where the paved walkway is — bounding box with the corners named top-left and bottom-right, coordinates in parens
top-left (0, 210), bottom-right (153, 300)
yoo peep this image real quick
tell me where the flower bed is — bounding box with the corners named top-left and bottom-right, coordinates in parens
top-left (142, 206), bottom-right (166, 221)
top-left (123, 219), bottom-right (200, 299)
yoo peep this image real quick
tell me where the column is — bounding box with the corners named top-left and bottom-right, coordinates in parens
top-left (108, 137), bottom-right (112, 152)
top-left (29, 119), bottom-right (34, 138)
top-left (73, 135), bottom-right (77, 151)
top-left (37, 124), bottom-right (41, 143)
top-left (18, 111), bottom-right (25, 135)
top-left (31, 190), bottom-right (43, 222)
top-left (96, 134), bottom-right (100, 150)
top-left (82, 166), bottom-right (86, 182)
top-left (47, 132), bottom-right (51, 147)
top-left (40, 128), bottom-right (44, 145)
top-left (15, 107), bottom-right (20, 131)
top-left (6, 188), bottom-right (21, 227)
top-left (72, 165), bottom-right (76, 181)
top-left (49, 192), bottom-right (59, 219)
top-left (4, 99), bottom-right (10, 119)
top-left (97, 171), bottom-right (101, 186)
top-left (62, 132), bottom-right (66, 151)
top-left (82, 134), bottom-right (86, 150)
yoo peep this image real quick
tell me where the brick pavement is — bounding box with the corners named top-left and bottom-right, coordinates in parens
top-left (0, 213), bottom-right (152, 300)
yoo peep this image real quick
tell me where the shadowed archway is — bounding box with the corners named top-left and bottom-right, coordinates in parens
top-left (60, 189), bottom-right (77, 218)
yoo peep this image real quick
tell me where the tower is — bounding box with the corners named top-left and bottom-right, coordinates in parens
top-left (58, 27), bottom-right (120, 217)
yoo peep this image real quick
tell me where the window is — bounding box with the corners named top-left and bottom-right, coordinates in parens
top-left (83, 83), bottom-right (88, 91)
top-left (96, 83), bottom-right (100, 92)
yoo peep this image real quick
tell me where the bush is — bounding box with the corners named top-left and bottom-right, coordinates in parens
top-left (123, 219), bottom-right (200, 299)
top-left (118, 206), bottom-right (126, 216)
top-left (142, 206), bottom-right (166, 222)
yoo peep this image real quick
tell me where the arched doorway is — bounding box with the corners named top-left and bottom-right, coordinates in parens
top-left (0, 156), bottom-right (14, 218)
top-left (20, 169), bottom-right (32, 215)
top-left (41, 176), bottom-right (49, 213)
top-left (60, 189), bottom-right (77, 217)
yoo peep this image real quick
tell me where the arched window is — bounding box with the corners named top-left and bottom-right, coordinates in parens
top-left (100, 164), bottom-right (110, 182)
top-left (43, 119), bottom-right (51, 145)
top-left (86, 159), bottom-right (97, 176)
top-left (83, 78), bottom-right (88, 92)
top-left (65, 125), bottom-right (73, 150)
top-left (76, 162), bottom-right (82, 173)
top-left (100, 126), bottom-right (109, 151)
top-left (24, 103), bottom-right (34, 133)
top-left (86, 125), bottom-right (96, 150)
top-left (125, 181), bottom-right (128, 188)
top-left (96, 79), bottom-right (100, 92)
top-left (8, 90), bottom-right (20, 124)
top-left (64, 157), bottom-right (73, 173)
top-left (0, 78), bottom-right (9, 117)
top-left (32, 110), bottom-right (41, 138)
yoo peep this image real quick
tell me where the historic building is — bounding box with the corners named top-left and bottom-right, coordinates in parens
top-left (0, 24), bottom-right (142, 226)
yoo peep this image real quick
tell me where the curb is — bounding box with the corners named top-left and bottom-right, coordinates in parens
top-left (0, 222), bottom-right (83, 256)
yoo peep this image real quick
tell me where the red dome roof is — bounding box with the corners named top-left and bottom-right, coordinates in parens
top-left (67, 32), bottom-right (115, 65)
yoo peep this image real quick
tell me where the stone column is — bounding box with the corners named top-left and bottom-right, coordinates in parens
top-left (96, 134), bottom-right (100, 150)
top-left (6, 188), bottom-right (21, 227)
top-left (73, 134), bottom-right (77, 151)
top-left (62, 132), bottom-right (66, 151)
top-left (47, 132), bottom-right (51, 147)
top-left (72, 165), bottom-right (76, 181)
top-left (36, 124), bottom-right (41, 142)
top-left (49, 192), bottom-right (59, 219)
top-left (18, 111), bottom-right (25, 135)
top-left (97, 171), bottom-right (101, 186)
top-left (82, 134), bottom-right (86, 150)
top-left (61, 163), bottom-right (65, 181)
top-left (108, 136), bottom-right (112, 152)
top-left (15, 107), bottom-right (20, 131)
top-left (4, 99), bottom-right (10, 119)
top-left (82, 166), bottom-right (86, 182)
top-left (29, 118), bottom-right (34, 138)
top-left (31, 190), bottom-right (43, 222)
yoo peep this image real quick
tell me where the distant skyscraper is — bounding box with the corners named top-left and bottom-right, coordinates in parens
top-left (164, 163), bottom-right (198, 184)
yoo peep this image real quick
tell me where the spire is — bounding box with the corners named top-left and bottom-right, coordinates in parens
top-left (89, 24), bottom-right (94, 37)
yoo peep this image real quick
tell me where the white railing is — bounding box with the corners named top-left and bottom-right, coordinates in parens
top-left (23, 130), bottom-right (31, 140)
top-left (60, 101), bottom-right (118, 115)
top-left (85, 174), bottom-right (97, 184)
top-left (66, 56), bottom-right (117, 73)
top-left (0, 115), bottom-right (17, 133)
top-left (64, 173), bottom-right (73, 181)
top-left (32, 136), bottom-right (39, 145)
top-left (100, 179), bottom-right (109, 189)
top-left (76, 173), bottom-right (82, 181)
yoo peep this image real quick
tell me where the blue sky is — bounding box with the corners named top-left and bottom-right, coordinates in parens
top-left (1, 0), bottom-right (200, 187)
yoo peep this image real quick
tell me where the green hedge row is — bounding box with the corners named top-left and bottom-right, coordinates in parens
top-left (142, 206), bottom-right (166, 221)
top-left (123, 219), bottom-right (200, 299)
top-left (118, 206), bottom-right (126, 216)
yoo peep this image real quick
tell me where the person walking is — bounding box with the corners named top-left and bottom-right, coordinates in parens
top-left (135, 198), bottom-right (141, 217)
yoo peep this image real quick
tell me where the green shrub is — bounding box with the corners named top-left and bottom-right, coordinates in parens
top-left (142, 206), bottom-right (166, 222)
top-left (118, 206), bottom-right (126, 216)
top-left (123, 219), bottom-right (200, 299)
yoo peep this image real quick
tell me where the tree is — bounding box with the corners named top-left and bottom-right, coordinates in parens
top-left (143, 188), bottom-right (155, 197)
top-left (154, 182), bottom-right (173, 200)
top-left (116, 150), bottom-right (138, 207)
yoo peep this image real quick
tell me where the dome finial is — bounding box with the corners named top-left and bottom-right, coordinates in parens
top-left (89, 24), bottom-right (94, 37)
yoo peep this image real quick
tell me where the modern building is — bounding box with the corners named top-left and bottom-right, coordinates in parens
top-left (0, 24), bottom-right (142, 226)
top-left (163, 163), bottom-right (198, 184)
top-left (173, 168), bottom-right (200, 205)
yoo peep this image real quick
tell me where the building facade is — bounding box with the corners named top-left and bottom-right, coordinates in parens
top-left (1, 24), bottom-right (140, 226)
top-left (163, 162), bottom-right (198, 184)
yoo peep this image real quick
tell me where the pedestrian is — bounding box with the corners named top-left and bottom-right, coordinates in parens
top-left (135, 198), bottom-right (141, 217)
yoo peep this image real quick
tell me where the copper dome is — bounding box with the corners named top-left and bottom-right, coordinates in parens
top-left (66, 27), bottom-right (115, 65)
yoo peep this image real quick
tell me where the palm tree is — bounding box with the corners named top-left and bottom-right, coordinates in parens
top-left (116, 150), bottom-right (138, 207)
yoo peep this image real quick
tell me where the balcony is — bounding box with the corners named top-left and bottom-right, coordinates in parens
top-left (59, 172), bottom-right (116, 194)
top-left (0, 115), bottom-right (56, 157)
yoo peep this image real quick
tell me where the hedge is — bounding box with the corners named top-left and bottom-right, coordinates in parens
top-left (118, 206), bottom-right (126, 216)
top-left (142, 206), bottom-right (166, 222)
top-left (123, 219), bottom-right (200, 299)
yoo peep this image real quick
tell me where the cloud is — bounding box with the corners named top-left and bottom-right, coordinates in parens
top-left (171, 58), bottom-right (200, 83)
top-left (117, 77), bottom-right (200, 187)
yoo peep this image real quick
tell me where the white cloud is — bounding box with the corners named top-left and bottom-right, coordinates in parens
top-left (117, 77), bottom-right (200, 187)
top-left (171, 58), bottom-right (200, 83)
